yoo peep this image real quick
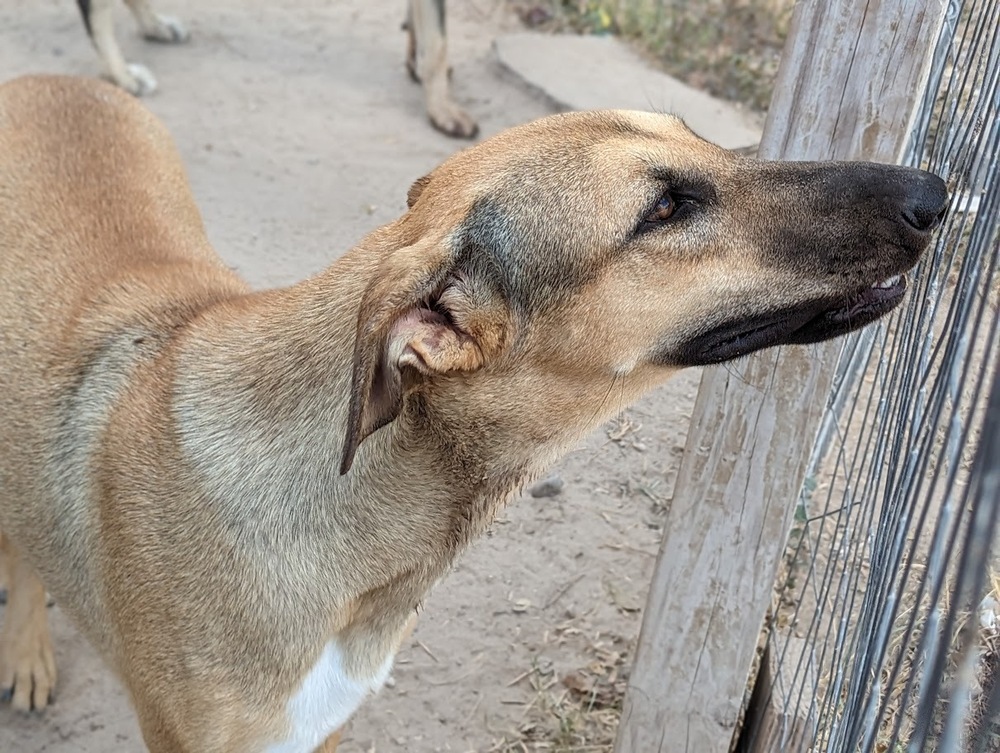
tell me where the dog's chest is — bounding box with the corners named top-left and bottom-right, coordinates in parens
top-left (264, 641), bottom-right (393, 753)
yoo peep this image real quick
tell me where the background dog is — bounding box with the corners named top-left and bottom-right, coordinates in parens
top-left (0, 75), bottom-right (944, 751)
top-left (75, 0), bottom-right (478, 137)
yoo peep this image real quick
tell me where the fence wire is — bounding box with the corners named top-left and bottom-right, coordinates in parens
top-left (744, 0), bottom-right (1000, 750)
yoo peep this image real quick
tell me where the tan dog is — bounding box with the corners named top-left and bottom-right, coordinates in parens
top-left (75, 0), bottom-right (478, 137)
top-left (0, 75), bottom-right (945, 752)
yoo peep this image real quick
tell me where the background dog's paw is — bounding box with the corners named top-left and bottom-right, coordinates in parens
top-left (0, 628), bottom-right (57, 712)
top-left (142, 14), bottom-right (190, 44)
top-left (428, 104), bottom-right (479, 139)
top-left (118, 64), bottom-right (159, 96)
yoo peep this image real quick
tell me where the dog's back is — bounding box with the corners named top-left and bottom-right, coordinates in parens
top-left (0, 75), bottom-right (246, 646)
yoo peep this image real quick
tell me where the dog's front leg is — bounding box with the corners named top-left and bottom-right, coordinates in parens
top-left (315, 728), bottom-right (343, 752)
top-left (0, 535), bottom-right (56, 712)
top-left (79, 0), bottom-right (158, 94)
top-left (123, 0), bottom-right (189, 44)
top-left (406, 0), bottom-right (478, 138)
top-left (77, 0), bottom-right (186, 96)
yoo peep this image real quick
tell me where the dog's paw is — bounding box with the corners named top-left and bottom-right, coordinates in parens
top-left (428, 103), bottom-right (479, 139)
top-left (142, 14), bottom-right (190, 44)
top-left (117, 63), bottom-right (159, 96)
top-left (0, 626), bottom-right (56, 712)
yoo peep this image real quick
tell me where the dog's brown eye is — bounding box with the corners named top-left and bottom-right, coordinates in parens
top-left (645, 195), bottom-right (676, 223)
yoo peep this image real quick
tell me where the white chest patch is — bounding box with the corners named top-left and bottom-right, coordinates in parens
top-left (264, 642), bottom-right (393, 753)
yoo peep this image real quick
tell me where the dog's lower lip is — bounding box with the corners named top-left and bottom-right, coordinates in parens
top-left (826, 273), bottom-right (907, 324)
top-left (681, 275), bottom-right (910, 365)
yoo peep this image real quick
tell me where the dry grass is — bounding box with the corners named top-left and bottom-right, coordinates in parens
top-left (767, 518), bottom-right (1000, 752)
top-left (969, 572), bottom-right (1000, 748)
top-left (490, 628), bottom-right (632, 752)
top-left (869, 568), bottom-right (1000, 751)
top-left (513, 0), bottom-right (795, 111)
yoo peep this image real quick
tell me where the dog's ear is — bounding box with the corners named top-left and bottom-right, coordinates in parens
top-left (407, 174), bottom-right (432, 208)
top-left (339, 239), bottom-right (510, 474)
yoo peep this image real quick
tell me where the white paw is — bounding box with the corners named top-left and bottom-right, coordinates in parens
top-left (144, 14), bottom-right (189, 44)
top-left (122, 63), bottom-right (159, 96)
top-left (428, 102), bottom-right (479, 139)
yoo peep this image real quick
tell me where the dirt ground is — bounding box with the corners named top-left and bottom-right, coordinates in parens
top-left (0, 1), bottom-right (701, 750)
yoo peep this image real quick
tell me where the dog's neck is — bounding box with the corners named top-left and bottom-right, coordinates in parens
top-left (170, 244), bottom-right (536, 673)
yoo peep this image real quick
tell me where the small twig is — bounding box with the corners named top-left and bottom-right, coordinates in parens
top-left (462, 694), bottom-right (483, 725)
top-left (416, 639), bottom-right (439, 663)
top-left (506, 668), bottom-right (535, 687)
top-left (516, 691), bottom-right (541, 720)
top-left (426, 668), bottom-right (480, 686)
top-left (543, 573), bottom-right (587, 610)
top-left (600, 542), bottom-right (656, 558)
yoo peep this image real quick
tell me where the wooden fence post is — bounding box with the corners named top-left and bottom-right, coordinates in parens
top-left (613, 2), bottom-right (947, 752)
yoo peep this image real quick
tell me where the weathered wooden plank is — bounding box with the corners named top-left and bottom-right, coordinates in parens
top-left (613, 2), bottom-right (946, 752)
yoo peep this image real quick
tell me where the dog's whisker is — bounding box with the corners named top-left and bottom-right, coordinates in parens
top-left (588, 374), bottom-right (620, 431)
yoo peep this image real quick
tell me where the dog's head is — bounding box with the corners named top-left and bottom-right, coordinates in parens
top-left (340, 110), bottom-right (946, 474)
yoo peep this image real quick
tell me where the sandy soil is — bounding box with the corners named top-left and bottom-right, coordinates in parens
top-left (0, 1), bottom-right (701, 750)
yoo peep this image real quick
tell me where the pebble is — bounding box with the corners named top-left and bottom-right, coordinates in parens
top-left (529, 475), bottom-right (565, 498)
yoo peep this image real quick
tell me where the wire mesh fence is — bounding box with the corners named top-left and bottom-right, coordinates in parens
top-left (745, 0), bottom-right (1000, 750)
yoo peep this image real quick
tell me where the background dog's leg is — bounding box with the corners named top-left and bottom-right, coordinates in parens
top-left (0, 532), bottom-right (7, 605)
top-left (77, 0), bottom-right (159, 95)
top-left (404, 3), bottom-right (418, 82)
top-left (123, 0), bottom-right (189, 44)
top-left (408, 0), bottom-right (478, 138)
top-left (316, 729), bottom-right (343, 752)
top-left (0, 536), bottom-right (56, 712)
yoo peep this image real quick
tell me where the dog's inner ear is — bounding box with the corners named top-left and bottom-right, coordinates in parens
top-left (407, 174), bottom-right (432, 208)
top-left (340, 275), bottom-right (506, 475)
top-left (390, 302), bottom-right (485, 378)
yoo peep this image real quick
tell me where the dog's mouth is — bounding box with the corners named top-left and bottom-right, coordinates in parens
top-left (677, 274), bottom-right (908, 365)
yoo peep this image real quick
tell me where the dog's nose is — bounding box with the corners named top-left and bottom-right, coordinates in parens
top-left (901, 172), bottom-right (948, 232)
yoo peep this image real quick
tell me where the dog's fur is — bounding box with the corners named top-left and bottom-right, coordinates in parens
top-left (75, 0), bottom-right (478, 137)
top-left (0, 75), bottom-right (945, 752)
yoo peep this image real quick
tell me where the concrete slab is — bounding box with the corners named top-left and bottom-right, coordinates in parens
top-left (495, 32), bottom-right (764, 150)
